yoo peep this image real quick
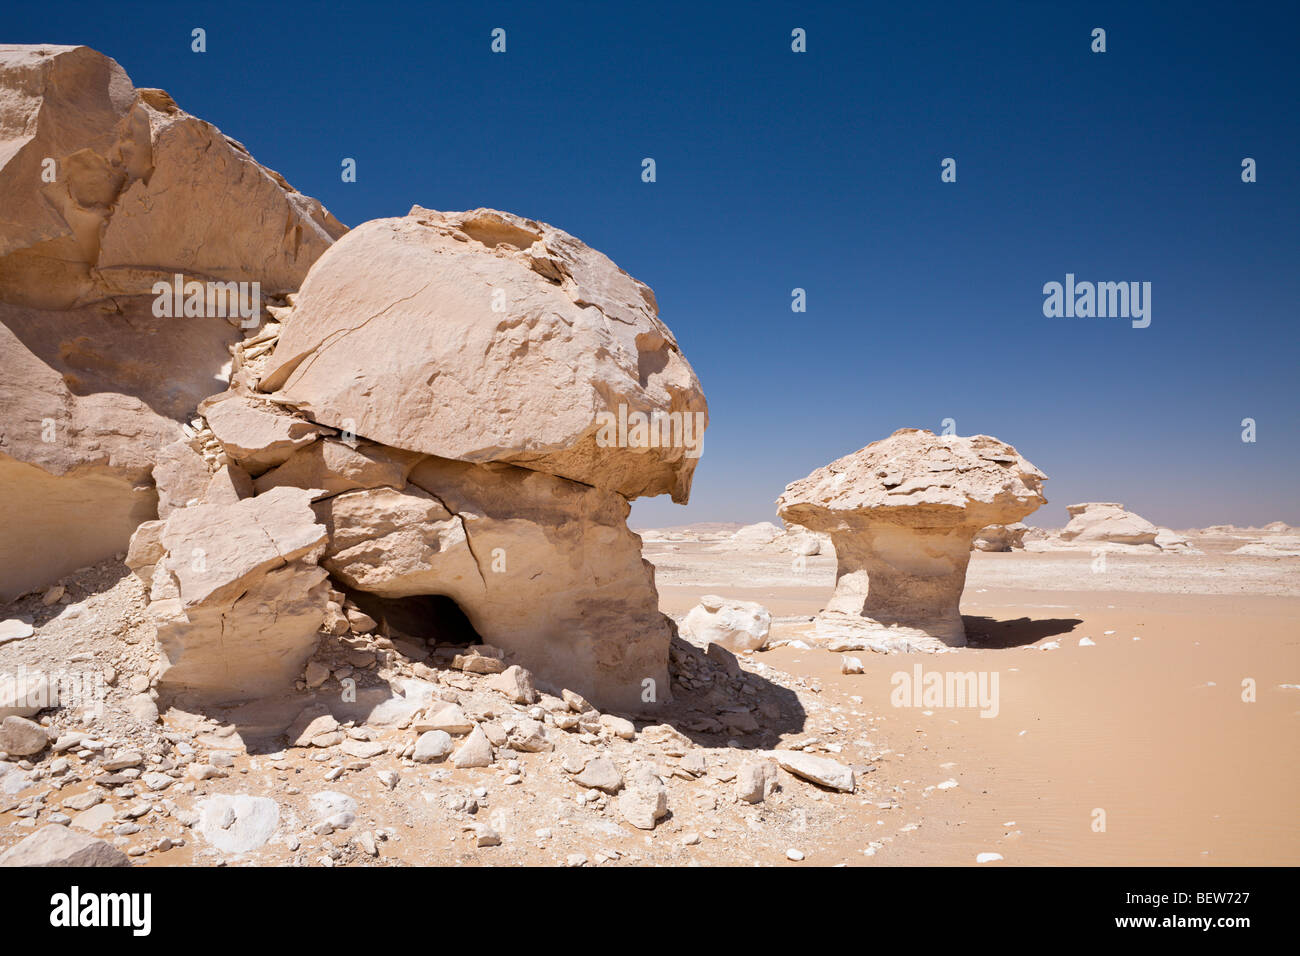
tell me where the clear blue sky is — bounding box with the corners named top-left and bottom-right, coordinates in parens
top-left (8, 1), bottom-right (1297, 529)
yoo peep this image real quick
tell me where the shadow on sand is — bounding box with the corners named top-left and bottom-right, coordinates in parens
top-left (962, 614), bottom-right (1083, 649)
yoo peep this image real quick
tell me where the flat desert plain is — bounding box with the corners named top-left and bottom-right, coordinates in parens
top-left (645, 529), bottom-right (1300, 865)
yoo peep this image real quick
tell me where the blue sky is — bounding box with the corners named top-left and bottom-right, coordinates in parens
top-left (7, 1), bottom-right (1296, 528)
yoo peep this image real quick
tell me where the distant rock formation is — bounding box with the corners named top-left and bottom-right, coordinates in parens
top-left (778, 429), bottom-right (1047, 651)
top-left (1059, 502), bottom-right (1159, 548)
top-left (1230, 536), bottom-right (1300, 557)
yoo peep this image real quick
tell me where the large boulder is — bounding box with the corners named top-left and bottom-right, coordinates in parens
top-left (678, 596), bottom-right (772, 652)
top-left (777, 429), bottom-right (1047, 651)
top-left (0, 44), bottom-right (345, 599)
top-left (259, 207), bottom-right (707, 503)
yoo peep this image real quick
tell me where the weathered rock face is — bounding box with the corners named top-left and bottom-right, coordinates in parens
top-left (113, 204), bottom-right (703, 710)
top-left (128, 487), bottom-right (331, 705)
top-left (973, 522), bottom-right (1029, 552)
top-left (0, 45), bottom-right (345, 309)
top-left (777, 429), bottom-right (1047, 651)
top-left (0, 44), bottom-right (346, 599)
top-left (1059, 502), bottom-right (1159, 548)
top-left (259, 207), bottom-right (707, 503)
top-left (314, 456), bottom-right (672, 711)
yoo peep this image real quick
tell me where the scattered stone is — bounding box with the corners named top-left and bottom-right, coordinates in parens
top-left (452, 726), bottom-right (494, 769)
top-left (413, 731), bottom-right (452, 763)
top-left (773, 751), bottom-right (855, 793)
top-left (574, 756), bottom-right (623, 793)
top-left (736, 759), bottom-right (780, 804)
top-left (0, 824), bottom-right (130, 867)
top-left (618, 764), bottom-right (668, 830)
top-left (486, 665), bottom-right (538, 705)
top-left (0, 716), bottom-right (48, 756)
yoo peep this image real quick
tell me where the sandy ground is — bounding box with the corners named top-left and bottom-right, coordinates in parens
top-left (651, 541), bottom-right (1300, 865)
top-left (1, 539), bottom-right (1295, 867)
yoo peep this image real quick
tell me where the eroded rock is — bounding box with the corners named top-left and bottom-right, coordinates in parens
top-left (778, 429), bottom-right (1047, 650)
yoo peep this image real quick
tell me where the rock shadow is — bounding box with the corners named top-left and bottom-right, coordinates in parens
top-left (624, 636), bottom-right (807, 749)
top-left (962, 614), bottom-right (1082, 649)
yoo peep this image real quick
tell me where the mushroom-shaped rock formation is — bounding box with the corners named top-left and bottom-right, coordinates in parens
top-left (0, 44), bottom-right (346, 599)
top-left (777, 429), bottom-right (1047, 651)
top-left (259, 207), bottom-right (708, 503)
top-left (134, 206), bottom-right (708, 710)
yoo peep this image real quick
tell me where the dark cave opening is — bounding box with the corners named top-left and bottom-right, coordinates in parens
top-left (346, 591), bottom-right (484, 653)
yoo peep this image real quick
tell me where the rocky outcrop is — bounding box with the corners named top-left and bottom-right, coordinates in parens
top-left (120, 206), bottom-right (704, 710)
top-left (259, 207), bottom-right (707, 504)
top-left (0, 44), bottom-right (346, 599)
top-left (777, 429), bottom-right (1047, 651)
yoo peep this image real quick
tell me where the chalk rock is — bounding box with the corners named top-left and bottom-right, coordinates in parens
top-left (773, 751), bottom-right (855, 793)
top-left (0, 716), bottom-right (49, 755)
top-left (0, 618), bottom-right (34, 646)
top-left (0, 824), bottom-right (129, 867)
top-left (618, 764), bottom-right (668, 830)
top-left (252, 438), bottom-right (422, 498)
top-left (486, 666), bottom-right (539, 705)
top-left (678, 595), bottom-right (772, 652)
top-left (452, 725), bottom-right (494, 769)
top-left (1230, 535), bottom-right (1300, 557)
top-left (972, 522), bottom-right (1029, 552)
top-left (198, 391), bottom-right (331, 476)
top-left (413, 730), bottom-right (453, 763)
top-left (133, 486), bottom-right (330, 703)
top-left (1154, 528), bottom-right (1200, 553)
top-left (735, 758), bottom-right (779, 803)
top-left (1060, 503), bottom-right (1159, 548)
top-left (202, 464), bottom-right (254, 506)
top-left (259, 207), bottom-right (706, 502)
top-left (316, 457), bottom-right (672, 712)
top-left (574, 756), bottom-right (623, 793)
top-left (0, 44), bottom-right (344, 599)
top-left (153, 440), bottom-right (211, 517)
top-left (727, 522), bottom-right (782, 549)
top-left (196, 795), bottom-right (280, 854)
top-left (778, 429), bottom-right (1047, 650)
